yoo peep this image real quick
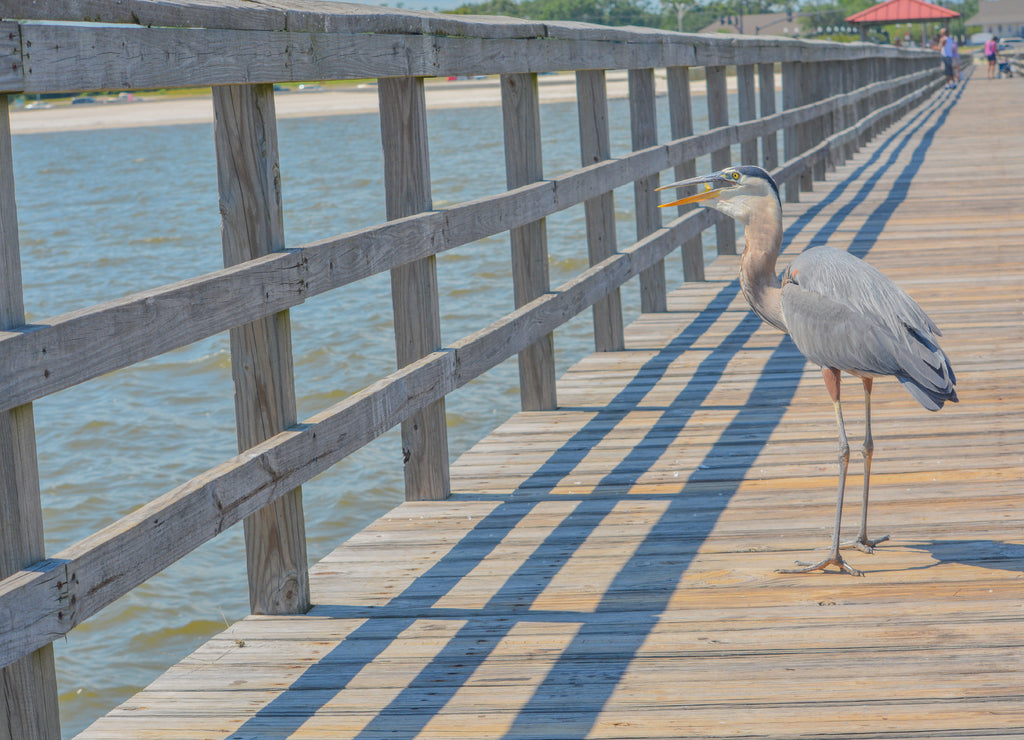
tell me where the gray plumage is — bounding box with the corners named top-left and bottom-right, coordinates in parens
top-left (657, 164), bottom-right (957, 575)
top-left (781, 247), bottom-right (957, 411)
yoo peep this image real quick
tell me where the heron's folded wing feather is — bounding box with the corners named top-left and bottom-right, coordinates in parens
top-left (787, 248), bottom-right (941, 341)
top-left (780, 284), bottom-right (904, 376)
top-left (780, 283), bottom-right (957, 410)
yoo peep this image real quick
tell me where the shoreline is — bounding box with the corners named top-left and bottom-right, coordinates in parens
top-left (9, 71), bottom-right (747, 136)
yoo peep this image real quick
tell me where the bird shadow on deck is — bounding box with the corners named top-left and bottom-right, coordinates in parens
top-left (902, 540), bottom-right (1024, 574)
top-left (224, 82), bottom-right (965, 740)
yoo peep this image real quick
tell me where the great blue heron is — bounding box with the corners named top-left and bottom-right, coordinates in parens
top-left (658, 165), bottom-right (957, 575)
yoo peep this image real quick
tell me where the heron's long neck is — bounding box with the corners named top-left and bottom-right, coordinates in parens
top-left (739, 198), bottom-right (787, 333)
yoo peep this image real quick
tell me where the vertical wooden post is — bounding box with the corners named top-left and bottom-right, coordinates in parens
top-left (378, 77), bottom-right (450, 500)
top-left (501, 72), bottom-right (556, 411)
top-left (852, 58), bottom-right (864, 146)
top-left (858, 60), bottom-right (871, 147)
top-left (0, 96), bottom-right (61, 740)
top-left (576, 69), bottom-right (624, 352)
top-left (781, 61), bottom-right (801, 203)
top-left (213, 84), bottom-right (310, 615)
top-left (869, 59), bottom-right (881, 139)
top-left (796, 63), bottom-right (814, 193)
top-left (828, 61), bottom-right (846, 170)
top-left (705, 65), bottom-right (736, 255)
top-left (628, 67), bottom-right (666, 313)
top-left (824, 61), bottom-right (839, 171)
top-left (848, 59), bottom-right (863, 156)
top-left (736, 64), bottom-right (758, 167)
top-left (846, 59), bottom-right (858, 149)
top-left (666, 65), bottom-right (703, 282)
top-left (758, 62), bottom-right (778, 172)
top-left (879, 57), bottom-right (892, 126)
top-left (811, 62), bottom-right (827, 182)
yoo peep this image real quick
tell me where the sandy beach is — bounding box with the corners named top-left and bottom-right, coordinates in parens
top-left (10, 73), bottom-right (611, 135)
top-left (8, 71), bottom-right (738, 135)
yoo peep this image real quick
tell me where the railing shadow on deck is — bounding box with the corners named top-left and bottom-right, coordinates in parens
top-left (224, 83), bottom-right (962, 740)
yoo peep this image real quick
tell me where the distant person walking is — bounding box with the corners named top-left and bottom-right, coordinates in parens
top-left (985, 35), bottom-right (999, 78)
top-left (939, 28), bottom-right (956, 88)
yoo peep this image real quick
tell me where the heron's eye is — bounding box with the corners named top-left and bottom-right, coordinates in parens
top-left (731, 172), bottom-right (740, 180)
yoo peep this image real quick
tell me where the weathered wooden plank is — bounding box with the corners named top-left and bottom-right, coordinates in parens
top-left (212, 83), bottom-right (310, 616)
top-left (781, 60), bottom-right (802, 203)
top-left (9, 20), bottom-right (938, 92)
top-left (0, 0), bottom-right (551, 37)
top-left (705, 64), bottom-right (736, 255)
top-left (576, 68), bottom-right (624, 352)
top-left (501, 71), bottom-right (556, 411)
top-left (0, 23), bottom-right (21, 93)
top-left (0, 94), bottom-right (60, 740)
top-left (838, 59), bottom-right (857, 162)
top-left (758, 62), bottom-right (779, 171)
top-left (798, 61), bottom-right (815, 192)
top-left (736, 63), bottom-right (758, 166)
top-left (628, 67), bottom-right (666, 314)
top-left (0, 0), bottom-right (286, 31)
top-left (665, 65), bottom-right (703, 282)
top-left (379, 76), bottom-right (450, 502)
top-left (0, 0), bottom-right (941, 68)
top-left (810, 60), bottom-right (827, 181)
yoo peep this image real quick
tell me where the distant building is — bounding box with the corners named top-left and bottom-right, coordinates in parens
top-left (699, 12), bottom-right (808, 37)
top-left (968, 0), bottom-right (1024, 37)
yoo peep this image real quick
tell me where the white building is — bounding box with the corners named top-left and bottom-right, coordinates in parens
top-left (968, 0), bottom-right (1024, 38)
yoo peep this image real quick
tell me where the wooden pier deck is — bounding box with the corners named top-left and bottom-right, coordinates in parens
top-left (76, 71), bottom-right (1024, 739)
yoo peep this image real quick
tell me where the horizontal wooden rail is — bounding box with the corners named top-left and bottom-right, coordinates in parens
top-left (0, 58), bottom-right (941, 667)
top-left (0, 66), bottom-right (935, 414)
top-left (0, 14), bottom-right (933, 94)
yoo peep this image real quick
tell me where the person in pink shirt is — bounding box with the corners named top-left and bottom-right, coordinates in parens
top-left (985, 36), bottom-right (999, 79)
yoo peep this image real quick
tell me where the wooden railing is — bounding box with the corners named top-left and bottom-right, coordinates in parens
top-left (0, 2), bottom-right (942, 736)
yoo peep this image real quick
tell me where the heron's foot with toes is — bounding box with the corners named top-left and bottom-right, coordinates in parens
top-left (841, 533), bottom-right (890, 554)
top-left (777, 554), bottom-right (864, 577)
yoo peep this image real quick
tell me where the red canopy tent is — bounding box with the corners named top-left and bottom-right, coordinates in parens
top-left (846, 0), bottom-right (959, 44)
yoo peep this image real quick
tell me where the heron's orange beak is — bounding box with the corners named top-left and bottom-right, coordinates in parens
top-left (655, 172), bottom-right (735, 208)
top-left (656, 184), bottom-right (723, 208)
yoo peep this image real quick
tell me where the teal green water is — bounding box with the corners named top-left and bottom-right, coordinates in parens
top-left (12, 93), bottom-right (737, 737)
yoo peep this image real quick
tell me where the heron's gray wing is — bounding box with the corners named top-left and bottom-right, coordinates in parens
top-left (786, 247), bottom-right (942, 341)
top-left (781, 251), bottom-right (958, 410)
top-left (779, 284), bottom-right (903, 377)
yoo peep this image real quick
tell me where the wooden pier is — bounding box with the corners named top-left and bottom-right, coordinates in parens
top-left (0, 2), bottom-right (1020, 738)
top-left (77, 72), bottom-right (1024, 738)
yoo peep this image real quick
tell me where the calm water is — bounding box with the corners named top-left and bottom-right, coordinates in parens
top-left (11, 87), bottom-right (753, 737)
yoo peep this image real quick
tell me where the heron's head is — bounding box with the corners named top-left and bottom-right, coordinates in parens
top-left (656, 165), bottom-right (780, 224)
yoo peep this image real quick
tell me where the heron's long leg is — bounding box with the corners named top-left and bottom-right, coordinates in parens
top-left (778, 368), bottom-right (863, 576)
top-left (844, 377), bottom-right (890, 553)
